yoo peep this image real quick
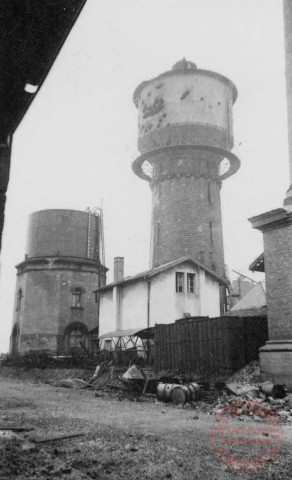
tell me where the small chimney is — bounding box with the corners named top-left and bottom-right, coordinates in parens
top-left (114, 257), bottom-right (124, 282)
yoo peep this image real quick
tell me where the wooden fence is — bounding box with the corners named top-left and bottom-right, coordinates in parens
top-left (154, 316), bottom-right (268, 374)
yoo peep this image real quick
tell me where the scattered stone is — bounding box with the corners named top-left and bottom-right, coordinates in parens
top-left (226, 383), bottom-right (259, 397)
top-left (61, 466), bottom-right (72, 474)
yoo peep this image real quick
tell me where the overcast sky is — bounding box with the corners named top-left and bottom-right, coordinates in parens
top-left (0, 0), bottom-right (288, 353)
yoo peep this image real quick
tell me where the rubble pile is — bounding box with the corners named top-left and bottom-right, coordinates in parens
top-left (197, 390), bottom-right (292, 423)
top-left (227, 360), bottom-right (261, 384)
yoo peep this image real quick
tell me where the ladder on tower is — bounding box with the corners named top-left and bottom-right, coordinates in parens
top-left (99, 206), bottom-right (105, 267)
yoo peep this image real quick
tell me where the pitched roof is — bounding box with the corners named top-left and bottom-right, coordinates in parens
top-left (249, 253), bottom-right (265, 272)
top-left (94, 256), bottom-right (228, 292)
top-left (231, 282), bottom-right (266, 311)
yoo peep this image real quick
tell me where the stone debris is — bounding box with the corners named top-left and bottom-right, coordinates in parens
top-left (60, 379), bottom-right (93, 389)
top-left (259, 381), bottom-right (286, 398)
top-left (226, 383), bottom-right (259, 397)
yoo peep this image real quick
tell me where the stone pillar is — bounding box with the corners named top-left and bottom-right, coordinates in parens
top-left (283, 0), bottom-right (292, 207)
top-left (249, 209), bottom-right (292, 388)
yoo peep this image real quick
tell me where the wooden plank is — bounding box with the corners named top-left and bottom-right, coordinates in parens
top-left (186, 321), bottom-right (192, 372)
top-left (205, 318), bottom-right (210, 373)
top-left (173, 323), bottom-right (178, 371)
top-left (202, 318), bottom-right (208, 373)
top-left (34, 433), bottom-right (85, 444)
top-left (216, 318), bottom-right (223, 374)
top-left (193, 319), bottom-right (199, 373)
top-left (198, 319), bottom-right (203, 374)
top-left (168, 323), bottom-right (173, 370)
top-left (165, 325), bottom-right (171, 370)
top-left (208, 318), bottom-right (214, 373)
top-left (0, 426), bottom-right (34, 432)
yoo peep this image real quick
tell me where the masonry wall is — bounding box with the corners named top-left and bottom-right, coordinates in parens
top-left (150, 149), bottom-right (224, 277)
top-left (263, 224), bottom-right (292, 339)
top-left (11, 258), bottom-right (102, 354)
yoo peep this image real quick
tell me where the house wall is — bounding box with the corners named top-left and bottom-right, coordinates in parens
top-left (99, 289), bottom-right (114, 336)
top-left (150, 262), bottom-right (220, 323)
top-left (150, 270), bottom-right (176, 325)
top-left (99, 281), bottom-right (148, 335)
top-left (121, 281), bottom-right (148, 330)
top-left (200, 271), bottom-right (221, 317)
top-left (98, 261), bottom-right (222, 338)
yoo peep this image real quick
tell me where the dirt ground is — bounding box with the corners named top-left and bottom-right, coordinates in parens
top-left (1, 373), bottom-right (292, 479)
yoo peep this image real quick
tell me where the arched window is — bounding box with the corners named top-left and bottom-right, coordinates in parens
top-left (68, 327), bottom-right (83, 349)
top-left (72, 288), bottom-right (82, 308)
top-left (64, 322), bottom-right (88, 353)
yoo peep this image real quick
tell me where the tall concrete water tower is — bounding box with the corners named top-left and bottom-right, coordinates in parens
top-left (10, 209), bottom-right (107, 355)
top-left (132, 59), bottom-right (240, 313)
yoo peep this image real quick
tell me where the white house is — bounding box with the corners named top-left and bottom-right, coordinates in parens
top-left (95, 256), bottom-right (228, 341)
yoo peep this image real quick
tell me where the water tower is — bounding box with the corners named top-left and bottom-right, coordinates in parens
top-left (10, 209), bottom-right (107, 355)
top-left (132, 59), bottom-right (240, 313)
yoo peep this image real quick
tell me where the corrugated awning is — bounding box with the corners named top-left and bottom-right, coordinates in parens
top-left (99, 327), bottom-right (154, 340)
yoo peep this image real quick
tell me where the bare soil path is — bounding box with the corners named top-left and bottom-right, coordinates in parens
top-left (0, 375), bottom-right (292, 479)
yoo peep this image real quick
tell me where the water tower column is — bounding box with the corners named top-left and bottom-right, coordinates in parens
top-left (132, 59), bottom-right (240, 313)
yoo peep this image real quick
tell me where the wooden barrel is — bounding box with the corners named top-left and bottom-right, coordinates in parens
top-left (188, 383), bottom-right (201, 401)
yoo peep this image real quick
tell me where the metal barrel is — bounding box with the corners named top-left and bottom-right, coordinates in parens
top-left (259, 382), bottom-right (286, 399)
top-left (188, 382), bottom-right (201, 401)
top-left (157, 383), bottom-right (176, 402)
top-left (171, 385), bottom-right (192, 405)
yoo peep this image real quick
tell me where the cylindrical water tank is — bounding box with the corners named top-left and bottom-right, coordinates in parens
top-left (133, 59), bottom-right (237, 155)
top-left (26, 209), bottom-right (100, 260)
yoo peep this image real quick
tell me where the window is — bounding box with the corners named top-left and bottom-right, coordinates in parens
top-left (68, 327), bottom-right (84, 349)
top-left (209, 221), bottom-right (213, 245)
top-left (16, 289), bottom-right (23, 311)
top-left (65, 322), bottom-right (88, 352)
top-left (104, 339), bottom-right (112, 351)
top-left (176, 272), bottom-right (184, 293)
top-left (72, 288), bottom-right (82, 308)
top-left (187, 274), bottom-right (195, 294)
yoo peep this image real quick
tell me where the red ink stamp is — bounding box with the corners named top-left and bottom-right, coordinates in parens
top-left (211, 400), bottom-right (283, 472)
